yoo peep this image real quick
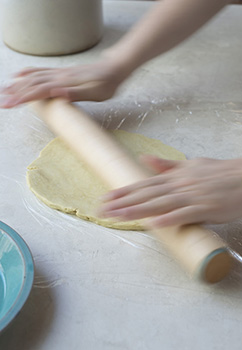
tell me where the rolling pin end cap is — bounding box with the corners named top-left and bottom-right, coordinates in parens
top-left (198, 248), bottom-right (233, 284)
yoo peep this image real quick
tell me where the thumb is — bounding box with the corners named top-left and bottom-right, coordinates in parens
top-left (140, 155), bottom-right (178, 174)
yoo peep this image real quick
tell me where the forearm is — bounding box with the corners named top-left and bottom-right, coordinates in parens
top-left (105, 0), bottom-right (229, 77)
top-left (0, 0), bottom-right (230, 108)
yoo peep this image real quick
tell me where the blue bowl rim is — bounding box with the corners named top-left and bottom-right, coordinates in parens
top-left (0, 221), bottom-right (34, 333)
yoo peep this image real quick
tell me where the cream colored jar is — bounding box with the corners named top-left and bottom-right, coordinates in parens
top-left (1, 0), bottom-right (103, 56)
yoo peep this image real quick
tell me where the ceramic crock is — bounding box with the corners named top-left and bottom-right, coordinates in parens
top-left (1, 0), bottom-right (103, 55)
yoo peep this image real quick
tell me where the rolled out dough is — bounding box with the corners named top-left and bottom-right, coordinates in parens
top-left (27, 130), bottom-right (186, 230)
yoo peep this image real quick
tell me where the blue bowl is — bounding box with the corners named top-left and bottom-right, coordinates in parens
top-left (0, 221), bottom-right (34, 332)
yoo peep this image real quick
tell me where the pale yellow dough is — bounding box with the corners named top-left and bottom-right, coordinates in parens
top-left (27, 130), bottom-right (186, 230)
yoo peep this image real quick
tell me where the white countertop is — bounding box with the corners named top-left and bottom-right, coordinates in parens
top-left (1, 2), bottom-right (242, 349)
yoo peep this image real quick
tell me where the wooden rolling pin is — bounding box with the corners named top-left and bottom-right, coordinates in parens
top-left (31, 99), bottom-right (232, 283)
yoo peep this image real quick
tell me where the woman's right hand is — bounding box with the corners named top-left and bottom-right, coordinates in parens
top-left (0, 57), bottom-right (129, 108)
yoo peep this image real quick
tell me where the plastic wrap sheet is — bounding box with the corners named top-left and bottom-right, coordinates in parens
top-left (1, 93), bottom-right (242, 291)
top-left (0, 96), bottom-right (176, 293)
top-left (1, 59), bottom-right (242, 287)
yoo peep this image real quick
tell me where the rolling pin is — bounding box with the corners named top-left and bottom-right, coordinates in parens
top-left (30, 99), bottom-right (232, 283)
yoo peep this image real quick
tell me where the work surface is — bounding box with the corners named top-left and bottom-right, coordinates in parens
top-left (1, 2), bottom-right (242, 349)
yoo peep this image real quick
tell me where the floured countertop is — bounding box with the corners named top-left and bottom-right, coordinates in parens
top-left (1, 2), bottom-right (242, 350)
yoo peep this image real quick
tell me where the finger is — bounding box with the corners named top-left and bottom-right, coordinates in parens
top-left (140, 155), bottom-right (179, 174)
top-left (0, 95), bottom-right (21, 108)
top-left (15, 67), bottom-right (54, 77)
top-left (3, 77), bottom-right (52, 95)
top-left (100, 186), bottom-right (138, 202)
top-left (0, 81), bottom-right (15, 93)
top-left (1, 83), bottom-right (60, 107)
top-left (0, 94), bottom-right (8, 108)
top-left (3, 76), bottom-right (84, 107)
top-left (100, 183), bottom-right (178, 213)
top-left (101, 174), bottom-right (172, 202)
top-left (4, 68), bottom-right (72, 94)
top-left (148, 205), bottom-right (209, 227)
top-left (101, 192), bottom-right (190, 221)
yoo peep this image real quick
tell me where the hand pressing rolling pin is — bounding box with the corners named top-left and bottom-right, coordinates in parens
top-left (99, 156), bottom-right (242, 227)
top-left (1, 0), bottom-right (241, 228)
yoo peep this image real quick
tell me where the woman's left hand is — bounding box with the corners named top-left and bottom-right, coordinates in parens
top-left (99, 156), bottom-right (242, 227)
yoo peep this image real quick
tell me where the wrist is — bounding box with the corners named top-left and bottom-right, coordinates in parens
top-left (101, 46), bottom-right (140, 83)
